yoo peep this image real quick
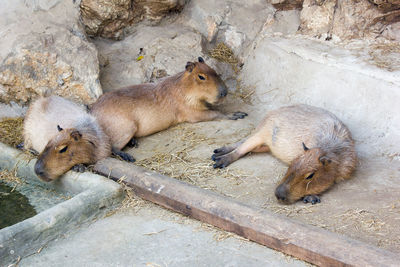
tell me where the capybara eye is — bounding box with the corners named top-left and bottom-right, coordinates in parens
top-left (305, 172), bottom-right (314, 179)
top-left (198, 74), bottom-right (206, 80)
top-left (59, 145), bottom-right (68, 153)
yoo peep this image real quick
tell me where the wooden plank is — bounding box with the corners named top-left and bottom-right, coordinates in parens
top-left (94, 158), bottom-right (400, 267)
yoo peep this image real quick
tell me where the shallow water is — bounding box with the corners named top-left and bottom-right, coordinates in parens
top-left (0, 182), bottom-right (36, 229)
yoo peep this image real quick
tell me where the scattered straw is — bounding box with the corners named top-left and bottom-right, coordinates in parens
top-left (0, 117), bottom-right (24, 147)
top-left (209, 43), bottom-right (239, 65)
top-left (0, 169), bottom-right (24, 191)
top-left (135, 125), bottom-right (252, 193)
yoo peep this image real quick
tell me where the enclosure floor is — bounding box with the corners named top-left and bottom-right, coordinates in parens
top-left (18, 202), bottom-right (307, 267)
top-left (126, 100), bottom-right (400, 254)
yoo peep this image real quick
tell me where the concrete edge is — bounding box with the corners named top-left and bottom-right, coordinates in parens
top-left (0, 143), bottom-right (124, 265)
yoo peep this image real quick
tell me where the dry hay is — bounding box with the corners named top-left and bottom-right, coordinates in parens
top-left (209, 43), bottom-right (239, 66)
top-left (0, 117), bottom-right (24, 147)
top-left (0, 169), bottom-right (24, 191)
top-left (135, 124), bottom-right (253, 194)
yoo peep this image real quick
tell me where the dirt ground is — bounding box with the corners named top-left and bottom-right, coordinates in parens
top-left (122, 95), bottom-right (400, 254)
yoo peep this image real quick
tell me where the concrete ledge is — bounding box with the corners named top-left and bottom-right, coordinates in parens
top-left (94, 158), bottom-right (400, 267)
top-left (0, 143), bottom-right (123, 265)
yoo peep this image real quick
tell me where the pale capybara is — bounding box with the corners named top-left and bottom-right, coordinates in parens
top-left (212, 104), bottom-right (357, 204)
top-left (90, 57), bottom-right (247, 162)
top-left (24, 96), bottom-right (111, 181)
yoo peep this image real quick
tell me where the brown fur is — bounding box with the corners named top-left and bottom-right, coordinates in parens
top-left (90, 58), bottom-right (246, 158)
top-left (212, 104), bottom-right (357, 204)
top-left (24, 96), bottom-right (111, 181)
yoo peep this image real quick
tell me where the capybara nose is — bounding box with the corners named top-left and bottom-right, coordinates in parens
top-left (220, 90), bottom-right (227, 97)
top-left (34, 160), bottom-right (45, 177)
top-left (275, 184), bottom-right (288, 202)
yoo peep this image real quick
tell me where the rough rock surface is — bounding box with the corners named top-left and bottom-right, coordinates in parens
top-left (94, 24), bottom-right (206, 91)
top-left (0, 1), bottom-right (102, 105)
top-left (180, 0), bottom-right (275, 56)
top-left (80, 0), bottom-right (185, 40)
top-left (300, 0), bottom-right (400, 40)
top-left (269, 0), bottom-right (304, 10)
top-left (369, 0), bottom-right (400, 12)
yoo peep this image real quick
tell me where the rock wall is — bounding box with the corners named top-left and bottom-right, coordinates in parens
top-left (80, 0), bottom-right (186, 40)
top-left (0, 1), bottom-right (102, 105)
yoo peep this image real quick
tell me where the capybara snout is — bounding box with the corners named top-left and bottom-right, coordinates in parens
top-left (186, 57), bottom-right (228, 105)
top-left (275, 146), bottom-right (336, 204)
top-left (34, 126), bottom-right (97, 181)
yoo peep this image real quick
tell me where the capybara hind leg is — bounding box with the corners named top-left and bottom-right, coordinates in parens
top-left (126, 138), bottom-right (139, 148)
top-left (112, 147), bottom-right (136, 163)
top-left (212, 135), bottom-right (266, 168)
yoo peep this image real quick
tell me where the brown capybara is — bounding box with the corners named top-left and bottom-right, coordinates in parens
top-left (212, 104), bottom-right (357, 204)
top-left (90, 57), bottom-right (247, 162)
top-left (23, 96), bottom-right (111, 182)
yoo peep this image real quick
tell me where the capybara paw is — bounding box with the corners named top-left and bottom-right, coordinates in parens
top-left (72, 164), bottom-right (86, 173)
top-left (212, 147), bottom-right (231, 159)
top-left (212, 155), bottom-right (232, 169)
top-left (127, 138), bottom-right (139, 148)
top-left (119, 152), bottom-right (136, 163)
top-left (229, 111), bottom-right (248, 120)
top-left (16, 142), bottom-right (24, 150)
top-left (28, 148), bottom-right (39, 156)
top-left (302, 195), bottom-right (321, 205)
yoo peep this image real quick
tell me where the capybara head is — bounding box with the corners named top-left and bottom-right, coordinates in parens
top-left (34, 125), bottom-right (96, 182)
top-left (183, 57), bottom-right (228, 106)
top-left (274, 143), bottom-right (337, 204)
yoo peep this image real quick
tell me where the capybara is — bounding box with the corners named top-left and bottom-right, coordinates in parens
top-left (24, 96), bottom-right (111, 181)
top-left (90, 57), bottom-right (247, 162)
top-left (212, 104), bottom-right (357, 204)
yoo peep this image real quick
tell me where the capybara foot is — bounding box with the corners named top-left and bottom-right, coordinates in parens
top-left (127, 138), bottom-right (139, 148)
top-left (211, 146), bottom-right (235, 160)
top-left (228, 111), bottom-right (248, 120)
top-left (212, 154), bottom-right (235, 169)
top-left (28, 148), bottom-right (39, 156)
top-left (302, 195), bottom-right (321, 205)
top-left (72, 164), bottom-right (86, 173)
top-left (112, 149), bottom-right (136, 163)
top-left (16, 142), bottom-right (24, 150)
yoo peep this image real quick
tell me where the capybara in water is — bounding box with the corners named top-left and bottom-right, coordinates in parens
top-left (24, 96), bottom-right (111, 181)
top-left (212, 104), bottom-right (357, 204)
top-left (90, 57), bottom-right (247, 162)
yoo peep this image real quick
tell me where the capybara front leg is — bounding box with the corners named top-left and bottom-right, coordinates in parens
top-left (212, 135), bottom-right (266, 168)
top-left (187, 110), bottom-right (247, 123)
top-left (302, 195), bottom-right (321, 205)
top-left (112, 147), bottom-right (136, 163)
top-left (71, 164), bottom-right (86, 173)
top-left (212, 140), bottom-right (245, 159)
top-left (228, 111), bottom-right (248, 120)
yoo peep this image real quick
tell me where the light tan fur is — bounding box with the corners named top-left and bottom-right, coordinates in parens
top-left (90, 58), bottom-right (246, 158)
top-left (24, 96), bottom-right (111, 181)
top-left (212, 104), bottom-right (357, 204)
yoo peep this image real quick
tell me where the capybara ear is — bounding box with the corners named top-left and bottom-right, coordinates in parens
top-left (198, 57), bottom-right (204, 63)
top-left (57, 125), bottom-right (63, 132)
top-left (319, 155), bottom-right (332, 166)
top-left (302, 142), bottom-right (309, 151)
top-left (70, 130), bottom-right (82, 141)
top-left (185, 62), bottom-right (195, 72)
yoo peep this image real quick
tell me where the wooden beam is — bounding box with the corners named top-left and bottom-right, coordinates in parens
top-left (94, 158), bottom-right (400, 267)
